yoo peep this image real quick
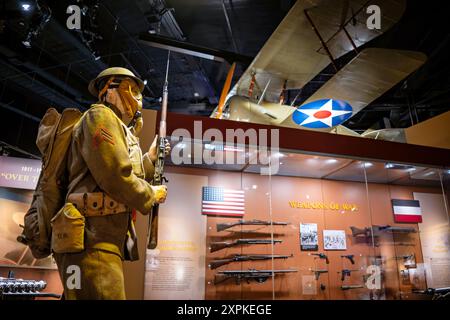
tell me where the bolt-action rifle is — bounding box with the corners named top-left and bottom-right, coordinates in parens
top-left (214, 269), bottom-right (297, 285)
top-left (210, 239), bottom-right (282, 253)
top-left (209, 254), bottom-right (293, 269)
top-left (350, 225), bottom-right (416, 238)
top-left (147, 51), bottom-right (170, 250)
top-left (216, 219), bottom-right (289, 232)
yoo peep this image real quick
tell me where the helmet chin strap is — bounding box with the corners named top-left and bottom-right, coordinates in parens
top-left (103, 89), bottom-right (143, 135)
top-left (104, 90), bottom-right (133, 124)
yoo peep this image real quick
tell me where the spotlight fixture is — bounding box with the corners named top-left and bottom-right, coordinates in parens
top-left (385, 163), bottom-right (416, 170)
top-left (21, 4), bottom-right (32, 11)
top-left (21, 1), bottom-right (51, 48)
top-left (362, 162), bottom-right (373, 168)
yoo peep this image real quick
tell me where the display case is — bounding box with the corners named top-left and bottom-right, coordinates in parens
top-left (142, 111), bottom-right (450, 300)
top-left (0, 111), bottom-right (448, 300)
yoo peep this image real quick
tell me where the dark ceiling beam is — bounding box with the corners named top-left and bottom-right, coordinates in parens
top-left (45, 20), bottom-right (108, 71)
top-left (0, 140), bottom-right (41, 160)
top-left (100, 2), bottom-right (161, 97)
top-left (221, 0), bottom-right (239, 53)
top-left (139, 33), bottom-right (253, 65)
top-left (0, 59), bottom-right (80, 107)
top-left (119, 53), bottom-right (156, 96)
top-left (0, 101), bottom-right (40, 123)
top-left (14, 60), bottom-right (84, 101)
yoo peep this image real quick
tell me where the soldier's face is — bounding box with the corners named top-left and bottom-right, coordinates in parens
top-left (118, 78), bottom-right (143, 116)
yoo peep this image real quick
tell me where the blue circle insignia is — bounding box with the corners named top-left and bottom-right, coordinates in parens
top-left (291, 99), bottom-right (353, 129)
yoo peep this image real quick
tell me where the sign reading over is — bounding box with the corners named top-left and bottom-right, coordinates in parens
top-left (0, 156), bottom-right (41, 190)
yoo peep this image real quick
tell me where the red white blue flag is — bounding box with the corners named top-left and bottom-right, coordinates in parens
top-left (391, 199), bottom-right (422, 223)
top-left (202, 187), bottom-right (245, 217)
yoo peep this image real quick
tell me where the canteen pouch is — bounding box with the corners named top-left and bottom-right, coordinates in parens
top-left (50, 203), bottom-right (85, 253)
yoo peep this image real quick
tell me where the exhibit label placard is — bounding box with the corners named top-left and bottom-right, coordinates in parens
top-left (144, 172), bottom-right (208, 300)
top-left (0, 156), bottom-right (41, 190)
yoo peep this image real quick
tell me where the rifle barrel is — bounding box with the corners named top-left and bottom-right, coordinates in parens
top-left (147, 51), bottom-right (170, 250)
top-left (341, 285), bottom-right (364, 290)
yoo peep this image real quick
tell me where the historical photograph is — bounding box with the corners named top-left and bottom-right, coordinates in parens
top-left (300, 223), bottom-right (318, 251)
top-left (323, 230), bottom-right (347, 250)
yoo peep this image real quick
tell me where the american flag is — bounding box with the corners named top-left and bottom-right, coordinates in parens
top-left (202, 186), bottom-right (245, 217)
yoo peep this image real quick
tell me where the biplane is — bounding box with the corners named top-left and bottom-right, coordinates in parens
top-left (210, 0), bottom-right (427, 141)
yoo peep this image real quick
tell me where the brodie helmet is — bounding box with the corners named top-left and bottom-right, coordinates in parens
top-left (88, 67), bottom-right (144, 97)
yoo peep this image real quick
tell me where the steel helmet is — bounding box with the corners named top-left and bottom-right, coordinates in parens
top-left (88, 67), bottom-right (144, 97)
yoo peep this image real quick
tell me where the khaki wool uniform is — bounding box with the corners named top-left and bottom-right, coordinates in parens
top-left (54, 103), bottom-right (156, 300)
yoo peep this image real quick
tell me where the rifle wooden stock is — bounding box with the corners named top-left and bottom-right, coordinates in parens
top-left (213, 274), bottom-right (232, 285)
top-left (210, 242), bottom-right (230, 253)
top-left (209, 254), bottom-right (293, 269)
top-left (350, 226), bottom-right (369, 237)
top-left (147, 206), bottom-right (159, 249)
top-left (209, 259), bottom-right (232, 269)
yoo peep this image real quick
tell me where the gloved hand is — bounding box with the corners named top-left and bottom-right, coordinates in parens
top-left (149, 135), bottom-right (171, 163)
top-left (152, 185), bottom-right (168, 204)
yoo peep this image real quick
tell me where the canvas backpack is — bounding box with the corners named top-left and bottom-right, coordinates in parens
top-left (17, 107), bottom-right (82, 259)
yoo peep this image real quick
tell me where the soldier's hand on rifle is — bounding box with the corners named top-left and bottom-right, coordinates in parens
top-left (149, 135), bottom-right (171, 163)
top-left (152, 185), bottom-right (168, 204)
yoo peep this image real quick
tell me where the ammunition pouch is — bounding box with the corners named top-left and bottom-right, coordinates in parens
top-left (67, 192), bottom-right (129, 217)
top-left (50, 203), bottom-right (85, 253)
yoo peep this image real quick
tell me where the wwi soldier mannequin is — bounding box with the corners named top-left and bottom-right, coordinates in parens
top-left (52, 67), bottom-right (169, 299)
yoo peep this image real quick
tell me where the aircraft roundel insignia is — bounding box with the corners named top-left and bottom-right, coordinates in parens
top-left (291, 99), bottom-right (353, 128)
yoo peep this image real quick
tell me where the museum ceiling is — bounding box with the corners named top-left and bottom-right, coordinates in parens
top-left (0, 0), bottom-right (449, 157)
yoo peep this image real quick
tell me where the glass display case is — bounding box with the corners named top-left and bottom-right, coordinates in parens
top-left (0, 112), bottom-right (448, 300)
top-left (142, 112), bottom-right (450, 300)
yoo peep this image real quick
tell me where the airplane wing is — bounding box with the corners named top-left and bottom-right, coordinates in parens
top-left (226, 0), bottom-right (406, 103)
top-left (280, 48), bottom-right (427, 130)
top-left (226, 48), bottom-right (426, 132)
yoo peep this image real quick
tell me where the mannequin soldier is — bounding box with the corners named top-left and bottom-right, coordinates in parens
top-left (53, 67), bottom-right (169, 299)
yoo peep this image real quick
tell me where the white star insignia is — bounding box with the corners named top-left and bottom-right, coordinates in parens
top-left (298, 99), bottom-right (352, 127)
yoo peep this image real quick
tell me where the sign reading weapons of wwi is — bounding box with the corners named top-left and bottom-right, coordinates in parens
top-left (300, 223), bottom-right (318, 251)
top-left (323, 230), bottom-right (347, 250)
top-left (202, 186), bottom-right (245, 217)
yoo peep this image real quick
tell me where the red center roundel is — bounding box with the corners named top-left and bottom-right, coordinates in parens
top-left (313, 110), bottom-right (332, 119)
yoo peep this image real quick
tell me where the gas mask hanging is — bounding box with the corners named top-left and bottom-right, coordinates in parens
top-left (100, 77), bottom-right (144, 136)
